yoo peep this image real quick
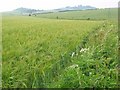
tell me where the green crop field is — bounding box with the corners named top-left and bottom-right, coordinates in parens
top-left (37, 8), bottom-right (118, 20)
top-left (2, 8), bottom-right (118, 88)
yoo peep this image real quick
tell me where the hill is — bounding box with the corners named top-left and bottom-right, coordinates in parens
top-left (13, 7), bottom-right (43, 14)
top-left (2, 5), bottom-right (97, 15)
top-left (54, 5), bottom-right (96, 12)
top-left (36, 8), bottom-right (118, 20)
top-left (2, 8), bottom-right (43, 16)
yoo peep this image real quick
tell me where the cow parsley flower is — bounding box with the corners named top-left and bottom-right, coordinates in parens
top-left (69, 64), bottom-right (79, 68)
top-left (80, 48), bottom-right (89, 53)
top-left (71, 52), bottom-right (75, 57)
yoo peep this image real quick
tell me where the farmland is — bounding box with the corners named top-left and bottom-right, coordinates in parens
top-left (2, 8), bottom-right (118, 88)
top-left (37, 8), bottom-right (118, 20)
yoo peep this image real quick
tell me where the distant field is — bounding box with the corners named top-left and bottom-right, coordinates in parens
top-left (2, 8), bottom-right (118, 88)
top-left (37, 8), bottom-right (118, 20)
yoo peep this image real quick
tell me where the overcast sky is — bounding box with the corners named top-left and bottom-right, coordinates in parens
top-left (0, 0), bottom-right (119, 12)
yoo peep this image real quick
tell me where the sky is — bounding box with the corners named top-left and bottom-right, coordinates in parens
top-left (0, 0), bottom-right (119, 12)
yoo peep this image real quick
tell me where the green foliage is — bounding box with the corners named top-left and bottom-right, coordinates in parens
top-left (2, 15), bottom-right (118, 88)
top-left (56, 21), bottom-right (118, 88)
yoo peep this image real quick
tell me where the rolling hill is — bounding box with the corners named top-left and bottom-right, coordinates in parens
top-left (36, 8), bottom-right (118, 20)
top-left (2, 5), bottom-right (97, 15)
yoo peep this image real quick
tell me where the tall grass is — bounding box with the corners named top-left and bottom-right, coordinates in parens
top-left (54, 21), bottom-right (118, 88)
top-left (2, 16), bottom-right (118, 88)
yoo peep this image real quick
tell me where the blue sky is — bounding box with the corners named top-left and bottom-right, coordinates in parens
top-left (0, 0), bottom-right (119, 12)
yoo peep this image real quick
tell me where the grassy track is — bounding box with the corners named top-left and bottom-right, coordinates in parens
top-left (53, 21), bottom-right (118, 88)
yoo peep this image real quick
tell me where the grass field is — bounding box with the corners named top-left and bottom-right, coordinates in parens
top-left (2, 8), bottom-right (118, 88)
top-left (37, 8), bottom-right (118, 20)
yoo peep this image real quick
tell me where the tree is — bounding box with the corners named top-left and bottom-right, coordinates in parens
top-left (29, 14), bottom-right (31, 16)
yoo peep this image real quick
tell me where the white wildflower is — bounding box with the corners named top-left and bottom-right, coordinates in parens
top-left (89, 72), bottom-right (92, 75)
top-left (80, 48), bottom-right (89, 53)
top-left (71, 52), bottom-right (75, 57)
top-left (69, 64), bottom-right (79, 69)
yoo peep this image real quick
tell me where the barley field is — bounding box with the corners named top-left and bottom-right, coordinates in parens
top-left (2, 8), bottom-right (118, 88)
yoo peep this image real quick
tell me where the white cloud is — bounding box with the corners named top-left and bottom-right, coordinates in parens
top-left (0, 0), bottom-right (119, 12)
